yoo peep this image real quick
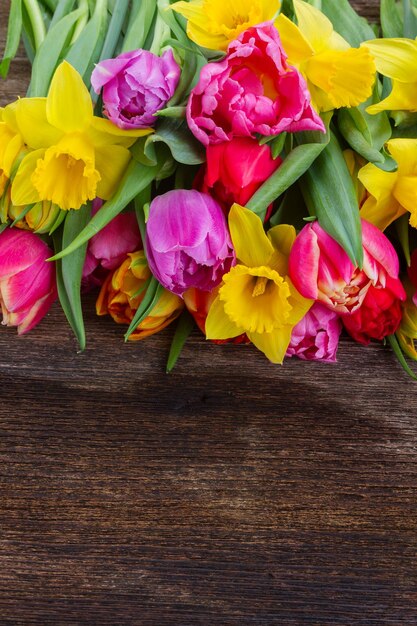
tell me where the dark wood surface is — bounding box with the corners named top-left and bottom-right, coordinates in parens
top-left (1, 2), bottom-right (417, 624)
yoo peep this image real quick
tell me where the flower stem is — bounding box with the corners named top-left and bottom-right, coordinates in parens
top-left (22, 0), bottom-right (46, 50)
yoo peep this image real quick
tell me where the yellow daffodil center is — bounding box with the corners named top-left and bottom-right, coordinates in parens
top-left (31, 136), bottom-right (100, 211)
top-left (219, 264), bottom-right (292, 334)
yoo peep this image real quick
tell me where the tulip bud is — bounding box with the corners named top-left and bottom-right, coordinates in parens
top-left (96, 250), bottom-right (184, 340)
top-left (0, 228), bottom-right (57, 334)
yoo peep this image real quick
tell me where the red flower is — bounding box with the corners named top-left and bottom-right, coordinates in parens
top-left (196, 137), bottom-right (281, 218)
top-left (342, 279), bottom-right (405, 345)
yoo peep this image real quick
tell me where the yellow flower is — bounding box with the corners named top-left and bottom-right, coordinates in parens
top-left (364, 38), bottom-right (417, 114)
top-left (397, 280), bottom-right (417, 360)
top-left (0, 102), bottom-right (24, 197)
top-left (171, 0), bottom-right (280, 51)
top-left (10, 61), bottom-right (152, 211)
top-left (358, 138), bottom-right (417, 230)
top-left (205, 204), bottom-right (312, 364)
top-left (276, 0), bottom-right (375, 111)
top-left (96, 251), bottom-right (184, 341)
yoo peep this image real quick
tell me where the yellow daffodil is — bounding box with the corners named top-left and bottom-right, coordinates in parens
top-left (10, 61), bottom-right (152, 211)
top-left (171, 0), bottom-right (280, 51)
top-left (363, 38), bottom-right (417, 114)
top-left (0, 102), bottom-right (24, 197)
top-left (358, 138), bottom-right (417, 230)
top-left (276, 0), bottom-right (375, 111)
top-left (205, 204), bottom-right (312, 364)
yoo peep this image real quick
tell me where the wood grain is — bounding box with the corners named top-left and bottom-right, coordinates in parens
top-left (1, 2), bottom-right (417, 624)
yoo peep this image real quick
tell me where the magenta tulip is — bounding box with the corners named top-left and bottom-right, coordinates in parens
top-left (0, 228), bottom-right (57, 334)
top-left (187, 22), bottom-right (325, 146)
top-left (146, 190), bottom-right (235, 295)
top-left (91, 49), bottom-right (180, 129)
top-left (286, 302), bottom-right (342, 362)
top-left (288, 219), bottom-right (405, 315)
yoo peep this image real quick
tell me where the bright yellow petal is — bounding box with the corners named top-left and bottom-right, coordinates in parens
top-left (228, 203), bottom-right (274, 267)
top-left (11, 149), bottom-right (44, 206)
top-left (293, 0), bottom-right (334, 52)
top-left (2, 132), bottom-right (23, 177)
top-left (305, 47), bottom-right (375, 109)
top-left (367, 80), bottom-right (417, 114)
top-left (205, 294), bottom-right (242, 340)
top-left (87, 116), bottom-right (153, 148)
top-left (46, 61), bottom-right (93, 133)
top-left (95, 144), bottom-right (131, 200)
top-left (247, 326), bottom-right (293, 364)
top-left (2, 101), bottom-right (20, 133)
top-left (360, 195), bottom-right (405, 231)
top-left (14, 97), bottom-right (63, 149)
top-left (275, 14), bottom-right (313, 65)
top-left (363, 38), bottom-right (417, 81)
top-left (287, 280), bottom-right (313, 326)
top-left (267, 224), bottom-right (296, 275)
top-left (387, 138), bottom-right (417, 175)
top-left (394, 176), bottom-right (417, 220)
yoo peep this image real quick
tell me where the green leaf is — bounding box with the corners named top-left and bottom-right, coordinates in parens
top-left (388, 334), bottom-right (417, 380)
top-left (49, 159), bottom-right (160, 261)
top-left (321, 0), bottom-right (375, 45)
top-left (298, 131), bottom-right (363, 267)
top-left (29, 7), bottom-right (83, 96)
top-left (49, 0), bottom-right (76, 28)
top-left (395, 213), bottom-right (411, 266)
top-left (166, 310), bottom-right (195, 373)
top-left (52, 204), bottom-right (90, 350)
top-left (0, 0), bottom-right (23, 78)
top-left (381, 0), bottom-right (403, 37)
top-left (134, 188), bottom-right (152, 255)
top-left (247, 121), bottom-right (331, 222)
top-left (144, 119), bottom-right (205, 165)
top-left (155, 106), bottom-right (187, 119)
top-left (124, 277), bottom-right (163, 341)
top-left (338, 105), bottom-right (390, 165)
top-left (65, 0), bottom-right (108, 81)
top-left (122, 0), bottom-right (155, 52)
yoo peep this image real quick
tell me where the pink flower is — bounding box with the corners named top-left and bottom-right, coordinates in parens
top-left (91, 49), bottom-right (180, 129)
top-left (82, 199), bottom-right (141, 290)
top-left (0, 228), bottom-right (57, 334)
top-left (195, 137), bottom-right (281, 217)
top-left (187, 22), bottom-right (324, 146)
top-left (146, 190), bottom-right (235, 296)
top-left (286, 303), bottom-right (342, 362)
top-left (288, 219), bottom-right (404, 315)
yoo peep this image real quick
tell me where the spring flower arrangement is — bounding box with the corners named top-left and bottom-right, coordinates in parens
top-left (1, 0), bottom-right (417, 374)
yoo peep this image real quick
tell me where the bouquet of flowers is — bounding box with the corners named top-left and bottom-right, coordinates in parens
top-left (1, 0), bottom-right (417, 374)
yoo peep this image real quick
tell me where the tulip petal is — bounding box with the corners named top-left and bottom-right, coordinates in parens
top-left (11, 149), bottom-right (44, 206)
top-left (288, 225), bottom-right (320, 300)
top-left (14, 98), bottom-right (63, 149)
top-left (16, 288), bottom-right (57, 334)
top-left (247, 326), bottom-right (292, 364)
top-left (95, 144), bottom-right (132, 200)
top-left (205, 294), bottom-right (242, 340)
top-left (46, 61), bottom-right (93, 133)
top-left (361, 219), bottom-right (400, 278)
top-left (228, 204), bottom-right (274, 267)
top-left (363, 38), bottom-right (417, 82)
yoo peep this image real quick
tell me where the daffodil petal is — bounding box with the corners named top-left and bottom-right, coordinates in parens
top-left (363, 38), bottom-right (417, 81)
top-left (293, 0), bottom-right (334, 53)
top-left (228, 204), bottom-right (274, 267)
top-left (275, 14), bottom-right (314, 64)
top-left (11, 149), bottom-right (44, 206)
top-left (287, 280), bottom-right (313, 325)
top-left (14, 97), bottom-right (63, 149)
top-left (394, 176), bottom-right (417, 219)
top-left (361, 196), bottom-right (405, 231)
top-left (88, 116), bottom-right (153, 148)
top-left (387, 138), bottom-right (417, 174)
top-left (367, 80), bottom-right (417, 114)
top-left (205, 294), bottom-right (242, 340)
top-left (95, 144), bottom-right (131, 200)
top-left (358, 162), bottom-right (400, 231)
top-left (46, 61), bottom-right (93, 133)
top-left (247, 326), bottom-right (292, 364)
top-left (267, 224), bottom-right (296, 275)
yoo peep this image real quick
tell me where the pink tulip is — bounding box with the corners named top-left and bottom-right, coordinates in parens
top-left (0, 228), bottom-right (57, 334)
top-left (91, 49), bottom-right (180, 129)
top-left (288, 219), bottom-right (404, 315)
top-left (82, 199), bottom-right (141, 290)
top-left (146, 190), bottom-right (235, 296)
top-left (286, 303), bottom-right (342, 362)
top-left (187, 22), bottom-right (324, 146)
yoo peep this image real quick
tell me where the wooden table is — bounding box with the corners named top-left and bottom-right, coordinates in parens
top-left (1, 2), bottom-right (416, 624)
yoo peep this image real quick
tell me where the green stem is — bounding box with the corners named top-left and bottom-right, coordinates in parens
top-left (71, 0), bottom-right (89, 43)
top-left (150, 10), bottom-right (170, 54)
top-left (22, 0), bottom-right (46, 49)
